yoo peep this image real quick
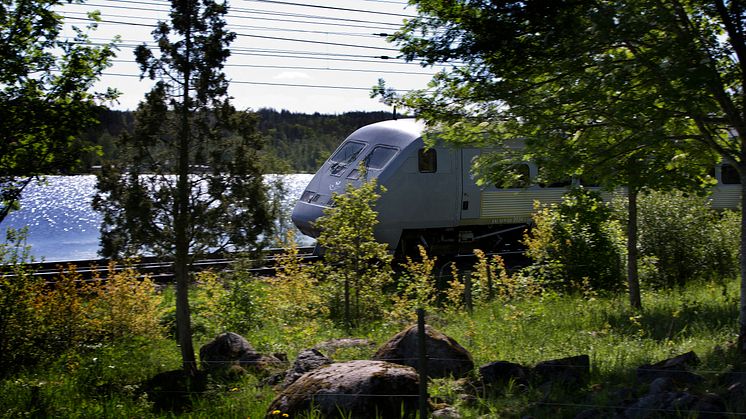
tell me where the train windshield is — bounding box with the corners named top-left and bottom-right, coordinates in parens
top-left (330, 141), bottom-right (365, 164)
top-left (363, 146), bottom-right (398, 169)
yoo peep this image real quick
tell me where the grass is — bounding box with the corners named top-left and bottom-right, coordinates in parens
top-left (0, 276), bottom-right (740, 418)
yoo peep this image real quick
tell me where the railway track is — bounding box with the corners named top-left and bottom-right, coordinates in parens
top-left (2, 247), bottom-right (318, 283)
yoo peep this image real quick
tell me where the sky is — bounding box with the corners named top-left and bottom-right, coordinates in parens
top-left (59, 0), bottom-right (440, 115)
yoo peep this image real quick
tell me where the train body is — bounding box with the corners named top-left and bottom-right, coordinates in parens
top-left (291, 118), bottom-right (741, 258)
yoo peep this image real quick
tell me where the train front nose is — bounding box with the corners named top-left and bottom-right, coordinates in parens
top-left (291, 199), bottom-right (326, 238)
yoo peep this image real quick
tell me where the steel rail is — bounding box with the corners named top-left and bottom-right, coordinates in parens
top-left (1, 247), bottom-right (318, 284)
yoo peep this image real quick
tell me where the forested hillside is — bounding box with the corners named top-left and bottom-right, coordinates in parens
top-left (256, 109), bottom-right (391, 172)
top-left (81, 108), bottom-right (392, 173)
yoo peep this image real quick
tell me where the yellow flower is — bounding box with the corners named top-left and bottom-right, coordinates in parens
top-left (271, 410), bottom-right (281, 416)
top-left (282, 414), bottom-right (289, 418)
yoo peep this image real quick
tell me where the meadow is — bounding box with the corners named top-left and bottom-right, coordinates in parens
top-left (0, 188), bottom-right (742, 418)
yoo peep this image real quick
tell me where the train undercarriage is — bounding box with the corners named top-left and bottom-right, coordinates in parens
top-left (394, 223), bottom-right (531, 265)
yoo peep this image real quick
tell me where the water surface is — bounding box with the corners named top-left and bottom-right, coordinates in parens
top-left (2, 174), bottom-right (314, 261)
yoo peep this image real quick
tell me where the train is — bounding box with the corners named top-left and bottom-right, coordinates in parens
top-left (291, 118), bottom-right (741, 259)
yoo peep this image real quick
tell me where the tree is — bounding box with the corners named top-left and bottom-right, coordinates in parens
top-left (314, 177), bottom-right (392, 331)
top-left (94, 0), bottom-right (273, 374)
top-left (1, 0), bottom-right (117, 224)
top-left (392, 1), bottom-right (740, 316)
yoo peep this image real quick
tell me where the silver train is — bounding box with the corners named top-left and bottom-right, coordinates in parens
top-left (291, 119), bottom-right (741, 258)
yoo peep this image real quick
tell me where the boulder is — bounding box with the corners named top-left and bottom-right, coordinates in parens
top-left (142, 369), bottom-right (207, 413)
top-left (479, 360), bottom-right (529, 387)
top-left (282, 348), bottom-right (333, 388)
top-left (432, 406), bottom-right (461, 418)
top-left (636, 351), bottom-right (703, 385)
top-left (533, 354), bottom-right (590, 386)
top-left (266, 360), bottom-right (420, 419)
top-left (372, 324), bottom-right (473, 378)
top-left (200, 332), bottom-right (255, 373)
top-left (200, 332), bottom-right (283, 376)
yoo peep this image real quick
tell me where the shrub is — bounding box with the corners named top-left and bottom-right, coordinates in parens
top-left (632, 190), bottom-right (740, 288)
top-left (314, 177), bottom-right (393, 330)
top-left (0, 233), bottom-right (165, 377)
top-left (262, 232), bottom-right (329, 338)
top-left (88, 263), bottom-right (163, 340)
top-left (219, 270), bottom-right (268, 335)
top-left (523, 187), bottom-right (625, 292)
top-left (389, 245), bottom-right (439, 324)
top-left (0, 228), bottom-right (44, 375)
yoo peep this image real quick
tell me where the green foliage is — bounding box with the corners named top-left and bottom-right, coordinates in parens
top-left (392, 0), bottom-right (745, 316)
top-left (218, 273), bottom-right (267, 335)
top-left (0, 0), bottom-right (118, 222)
top-left (94, 0), bottom-right (274, 258)
top-left (0, 263), bottom-right (741, 418)
top-left (524, 187), bottom-right (626, 292)
top-left (471, 250), bottom-right (543, 305)
top-left (315, 178), bottom-right (393, 330)
top-left (627, 190), bottom-right (740, 288)
top-left (263, 233), bottom-right (330, 336)
top-left (389, 245), bottom-right (439, 324)
top-left (0, 228), bottom-right (42, 376)
top-left (0, 231), bottom-right (163, 378)
top-left (93, 0), bottom-right (275, 371)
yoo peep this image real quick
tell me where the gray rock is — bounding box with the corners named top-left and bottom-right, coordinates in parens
top-left (692, 393), bottom-right (727, 419)
top-left (142, 369), bottom-right (207, 413)
top-left (200, 332), bottom-right (257, 373)
top-left (432, 406), bottom-right (461, 418)
top-left (266, 360), bottom-right (419, 418)
top-left (282, 348), bottom-right (333, 388)
top-left (533, 354), bottom-right (590, 386)
top-left (726, 382), bottom-right (746, 412)
top-left (625, 392), bottom-right (671, 419)
top-left (637, 351), bottom-right (703, 384)
top-left (200, 332), bottom-right (283, 376)
top-left (479, 360), bottom-right (529, 387)
top-left (648, 377), bottom-right (673, 394)
top-left (372, 324), bottom-right (474, 378)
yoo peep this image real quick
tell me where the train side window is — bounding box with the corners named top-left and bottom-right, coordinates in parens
top-left (579, 178), bottom-right (601, 187)
top-left (364, 146), bottom-right (398, 170)
top-left (418, 148), bottom-right (437, 173)
top-left (544, 179), bottom-right (572, 188)
top-left (496, 163), bottom-right (530, 188)
top-left (721, 164), bottom-right (741, 184)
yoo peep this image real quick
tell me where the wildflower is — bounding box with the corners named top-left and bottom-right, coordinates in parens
top-left (271, 410), bottom-right (281, 415)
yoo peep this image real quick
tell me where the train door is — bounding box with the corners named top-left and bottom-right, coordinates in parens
top-left (460, 148), bottom-right (483, 220)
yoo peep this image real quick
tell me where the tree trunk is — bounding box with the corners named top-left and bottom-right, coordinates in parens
top-left (739, 170), bottom-right (746, 354)
top-left (627, 187), bottom-right (642, 310)
top-left (174, 2), bottom-right (197, 375)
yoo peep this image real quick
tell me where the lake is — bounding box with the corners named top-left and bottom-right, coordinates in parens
top-left (1, 174), bottom-right (314, 262)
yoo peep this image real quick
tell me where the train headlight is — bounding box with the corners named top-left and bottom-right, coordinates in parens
top-left (300, 190), bottom-right (323, 204)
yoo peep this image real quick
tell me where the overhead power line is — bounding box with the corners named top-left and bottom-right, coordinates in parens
top-left (92, 0), bottom-right (406, 28)
top-left (243, 0), bottom-right (417, 19)
top-left (102, 72), bottom-right (418, 93)
top-left (109, 59), bottom-right (436, 76)
top-left (64, 16), bottom-right (401, 52)
top-left (235, 33), bottom-right (399, 52)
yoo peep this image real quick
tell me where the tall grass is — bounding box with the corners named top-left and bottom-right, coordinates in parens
top-left (0, 274), bottom-right (739, 418)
